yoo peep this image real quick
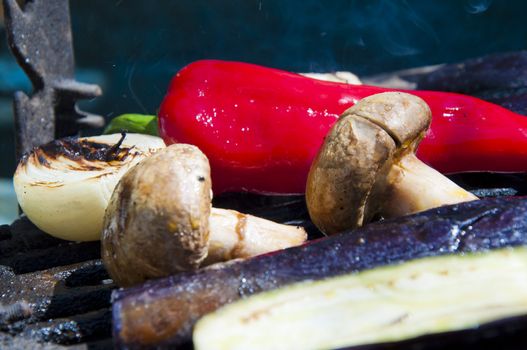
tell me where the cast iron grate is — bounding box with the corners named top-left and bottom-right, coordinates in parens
top-left (0, 217), bottom-right (113, 349)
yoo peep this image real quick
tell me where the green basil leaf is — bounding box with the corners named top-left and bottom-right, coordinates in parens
top-left (104, 114), bottom-right (159, 136)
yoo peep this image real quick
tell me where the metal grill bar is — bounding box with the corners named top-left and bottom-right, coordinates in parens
top-left (0, 218), bottom-right (114, 348)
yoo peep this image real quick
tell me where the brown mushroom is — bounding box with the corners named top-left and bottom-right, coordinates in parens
top-left (102, 143), bottom-right (307, 287)
top-left (306, 92), bottom-right (478, 235)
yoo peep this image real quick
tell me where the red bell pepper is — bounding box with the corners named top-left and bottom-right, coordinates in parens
top-left (158, 60), bottom-right (527, 194)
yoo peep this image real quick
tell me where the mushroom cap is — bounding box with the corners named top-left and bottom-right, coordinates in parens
top-left (102, 144), bottom-right (212, 287)
top-left (306, 92), bottom-right (431, 235)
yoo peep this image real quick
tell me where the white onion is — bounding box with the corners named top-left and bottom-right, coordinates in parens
top-left (300, 71), bottom-right (362, 85)
top-left (13, 133), bottom-right (166, 241)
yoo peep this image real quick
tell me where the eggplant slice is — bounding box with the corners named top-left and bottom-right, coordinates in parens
top-left (112, 196), bottom-right (527, 348)
top-left (194, 247), bottom-right (527, 350)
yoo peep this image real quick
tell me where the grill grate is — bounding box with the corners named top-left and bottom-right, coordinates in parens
top-left (1, 177), bottom-right (527, 349)
top-left (0, 217), bottom-right (114, 349)
top-left (0, 193), bottom-right (314, 349)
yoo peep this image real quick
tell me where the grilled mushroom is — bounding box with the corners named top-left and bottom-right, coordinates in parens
top-left (306, 92), bottom-right (478, 235)
top-left (13, 133), bottom-right (166, 241)
top-left (102, 143), bottom-right (307, 287)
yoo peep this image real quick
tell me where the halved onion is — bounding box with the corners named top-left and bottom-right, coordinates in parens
top-left (13, 133), bottom-right (166, 241)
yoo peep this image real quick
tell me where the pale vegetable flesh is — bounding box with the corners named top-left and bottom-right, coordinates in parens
top-left (194, 247), bottom-right (527, 350)
top-left (13, 133), bottom-right (165, 241)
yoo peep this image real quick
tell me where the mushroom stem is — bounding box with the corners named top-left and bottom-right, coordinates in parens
top-left (102, 143), bottom-right (308, 287)
top-left (306, 92), bottom-right (479, 235)
top-left (383, 154), bottom-right (478, 218)
top-left (205, 208), bottom-right (307, 265)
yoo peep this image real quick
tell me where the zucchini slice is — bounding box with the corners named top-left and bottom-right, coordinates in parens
top-left (193, 247), bottom-right (527, 350)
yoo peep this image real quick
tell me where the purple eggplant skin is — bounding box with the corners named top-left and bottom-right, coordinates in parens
top-left (364, 51), bottom-right (527, 116)
top-left (112, 196), bottom-right (527, 349)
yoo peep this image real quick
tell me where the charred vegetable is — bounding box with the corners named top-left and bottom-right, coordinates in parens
top-left (102, 144), bottom-right (306, 287)
top-left (194, 247), bottom-right (527, 350)
top-left (307, 92), bottom-right (477, 234)
top-left (112, 196), bottom-right (527, 348)
top-left (13, 133), bottom-right (165, 241)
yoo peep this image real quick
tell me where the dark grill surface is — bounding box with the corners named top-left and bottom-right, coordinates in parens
top-left (0, 193), bottom-right (314, 349)
top-left (0, 217), bottom-right (114, 349)
top-left (1, 176), bottom-right (527, 349)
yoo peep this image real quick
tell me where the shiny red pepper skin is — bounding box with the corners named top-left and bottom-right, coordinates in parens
top-left (158, 60), bottom-right (527, 194)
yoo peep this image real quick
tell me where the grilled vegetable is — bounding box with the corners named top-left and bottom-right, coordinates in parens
top-left (158, 60), bottom-right (527, 194)
top-left (306, 92), bottom-right (476, 234)
top-left (102, 144), bottom-right (306, 287)
top-left (13, 133), bottom-right (165, 241)
top-left (300, 71), bottom-right (362, 84)
top-left (194, 247), bottom-right (527, 350)
top-left (112, 196), bottom-right (527, 348)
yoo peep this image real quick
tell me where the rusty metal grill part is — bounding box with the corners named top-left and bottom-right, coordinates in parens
top-left (2, 0), bottom-right (104, 161)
